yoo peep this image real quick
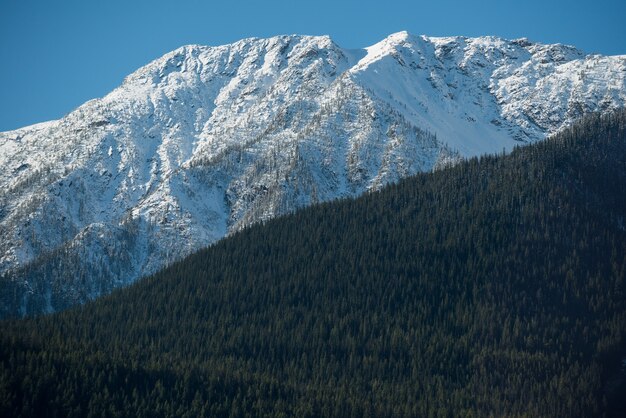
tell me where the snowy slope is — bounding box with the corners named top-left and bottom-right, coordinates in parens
top-left (1, 32), bottom-right (624, 317)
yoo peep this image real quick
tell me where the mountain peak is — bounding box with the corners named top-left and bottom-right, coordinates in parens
top-left (1, 32), bottom-right (625, 317)
top-left (385, 30), bottom-right (413, 42)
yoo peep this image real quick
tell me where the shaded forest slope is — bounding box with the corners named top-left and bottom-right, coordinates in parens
top-left (1, 110), bottom-right (626, 417)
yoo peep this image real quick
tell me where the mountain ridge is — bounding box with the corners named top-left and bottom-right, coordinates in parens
top-left (1, 32), bottom-right (625, 317)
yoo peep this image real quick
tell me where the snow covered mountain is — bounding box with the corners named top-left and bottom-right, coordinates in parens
top-left (1, 32), bottom-right (625, 317)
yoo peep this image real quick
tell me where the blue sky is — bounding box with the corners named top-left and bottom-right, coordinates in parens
top-left (1, 0), bottom-right (624, 132)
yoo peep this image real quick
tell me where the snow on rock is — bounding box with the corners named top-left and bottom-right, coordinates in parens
top-left (1, 32), bottom-right (625, 317)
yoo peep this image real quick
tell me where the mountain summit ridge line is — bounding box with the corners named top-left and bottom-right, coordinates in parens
top-left (1, 32), bottom-right (625, 317)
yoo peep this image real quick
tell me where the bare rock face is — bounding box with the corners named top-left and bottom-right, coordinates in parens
top-left (1, 32), bottom-right (624, 317)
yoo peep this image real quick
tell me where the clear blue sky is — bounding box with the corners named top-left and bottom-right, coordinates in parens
top-left (1, 0), bottom-right (624, 132)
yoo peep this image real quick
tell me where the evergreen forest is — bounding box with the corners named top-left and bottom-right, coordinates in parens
top-left (1, 111), bottom-right (626, 417)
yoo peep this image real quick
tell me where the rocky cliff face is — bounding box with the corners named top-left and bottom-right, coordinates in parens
top-left (1, 32), bottom-right (624, 317)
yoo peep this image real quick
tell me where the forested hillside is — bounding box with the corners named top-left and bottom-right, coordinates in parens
top-left (1, 111), bottom-right (626, 417)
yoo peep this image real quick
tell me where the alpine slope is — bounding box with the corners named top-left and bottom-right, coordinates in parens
top-left (1, 31), bottom-right (625, 316)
